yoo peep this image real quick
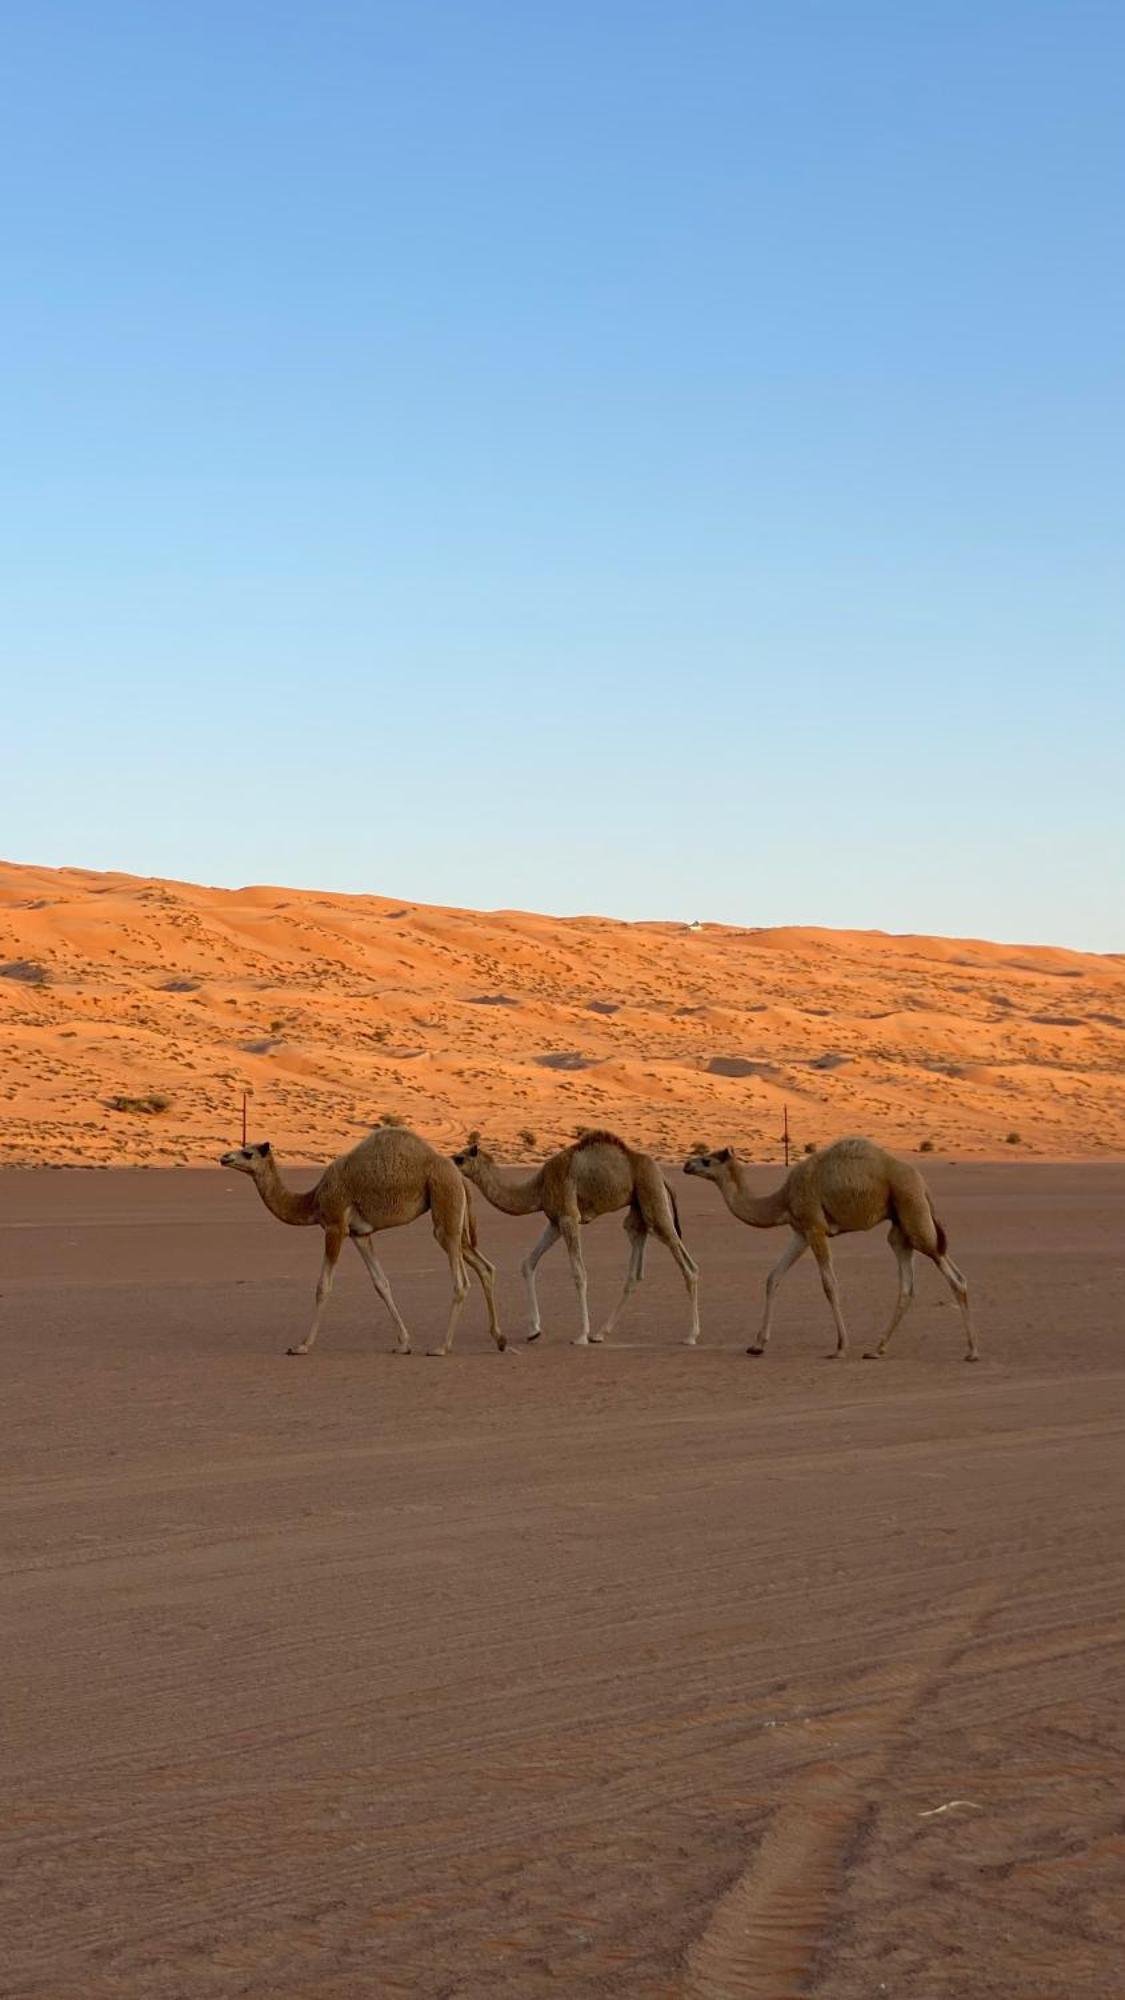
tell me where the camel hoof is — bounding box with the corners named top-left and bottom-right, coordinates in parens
top-left (683, 1336), bottom-right (699, 1347)
top-left (526, 1329), bottom-right (542, 1343)
top-left (964, 1352), bottom-right (980, 1363)
top-left (746, 1345), bottom-right (765, 1358)
top-left (588, 1332), bottom-right (606, 1345)
top-left (286, 1346), bottom-right (308, 1357)
top-left (426, 1347), bottom-right (449, 1358)
top-left (392, 1347), bottom-right (412, 1357)
top-left (495, 1334), bottom-right (508, 1352)
top-left (862, 1350), bottom-right (883, 1361)
top-left (572, 1336), bottom-right (591, 1347)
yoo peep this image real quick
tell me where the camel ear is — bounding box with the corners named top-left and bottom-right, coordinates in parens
top-left (257, 1141), bottom-right (271, 1156)
top-left (717, 1146), bottom-right (732, 1162)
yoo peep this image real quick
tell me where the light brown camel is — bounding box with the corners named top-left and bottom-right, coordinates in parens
top-left (452, 1130), bottom-right (700, 1346)
top-left (683, 1136), bottom-right (978, 1361)
top-left (219, 1126), bottom-right (504, 1357)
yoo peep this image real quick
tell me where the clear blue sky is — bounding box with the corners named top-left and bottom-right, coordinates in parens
top-left (3, 2), bottom-right (1123, 949)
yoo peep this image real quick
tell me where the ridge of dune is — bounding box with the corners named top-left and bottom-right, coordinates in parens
top-left (0, 858), bottom-right (1122, 1165)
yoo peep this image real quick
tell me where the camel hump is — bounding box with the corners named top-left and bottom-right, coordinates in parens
top-left (570, 1129), bottom-right (632, 1159)
top-left (817, 1136), bottom-right (888, 1170)
top-left (346, 1124), bottom-right (433, 1163)
top-left (340, 1126), bottom-right (454, 1217)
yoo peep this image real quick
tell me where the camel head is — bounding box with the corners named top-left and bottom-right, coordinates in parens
top-left (451, 1140), bottom-right (493, 1176)
top-left (220, 1141), bottom-right (274, 1177)
top-left (683, 1145), bottom-right (735, 1181)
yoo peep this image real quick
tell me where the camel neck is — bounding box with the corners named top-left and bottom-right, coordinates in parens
top-left (720, 1165), bottom-right (789, 1229)
top-left (253, 1161), bottom-right (321, 1227)
top-left (469, 1162), bottom-right (544, 1217)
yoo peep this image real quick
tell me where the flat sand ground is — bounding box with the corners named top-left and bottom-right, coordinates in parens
top-left (4, 1163), bottom-right (1124, 1999)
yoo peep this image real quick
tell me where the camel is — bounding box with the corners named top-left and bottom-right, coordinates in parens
top-left (452, 1130), bottom-right (700, 1346)
top-left (219, 1126), bottom-right (505, 1357)
top-left (683, 1136), bottom-right (978, 1361)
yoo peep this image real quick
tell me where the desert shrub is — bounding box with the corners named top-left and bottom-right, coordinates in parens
top-left (918, 1138), bottom-right (935, 1153)
top-left (804, 1141), bottom-right (817, 1154)
top-left (1005, 1130), bottom-right (1022, 1145)
top-left (107, 1093), bottom-right (171, 1116)
top-left (268, 1018), bottom-right (286, 1033)
top-left (379, 1110), bottom-right (406, 1127)
top-left (0, 959), bottom-right (49, 984)
top-left (688, 1140), bottom-right (709, 1156)
top-left (466, 1128), bottom-right (481, 1145)
top-left (518, 1127), bottom-right (538, 1150)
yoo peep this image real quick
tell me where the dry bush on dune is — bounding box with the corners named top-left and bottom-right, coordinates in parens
top-left (1, 960), bottom-right (49, 984)
top-left (107, 1093), bottom-right (172, 1116)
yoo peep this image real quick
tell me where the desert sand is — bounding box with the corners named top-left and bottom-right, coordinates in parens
top-left (2, 859), bottom-right (1124, 1167)
top-left (4, 1160), bottom-right (1124, 1997)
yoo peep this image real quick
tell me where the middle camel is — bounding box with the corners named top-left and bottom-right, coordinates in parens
top-left (453, 1131), bottom-right (700, 1347)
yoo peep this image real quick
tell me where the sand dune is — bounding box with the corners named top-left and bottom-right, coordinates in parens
top-left (1, 858), bottom-right (1123, 1165)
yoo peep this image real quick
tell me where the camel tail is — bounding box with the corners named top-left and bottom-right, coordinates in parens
top-left (663, 1177), bottom-right (684, 1240)
top-left (462, 1184), bottom-right (480, 1250)
top-left (890, 1191), bottom-right (946, 1257)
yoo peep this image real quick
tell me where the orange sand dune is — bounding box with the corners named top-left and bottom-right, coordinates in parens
top-left (1, 858), bottom-right (1123, 1165)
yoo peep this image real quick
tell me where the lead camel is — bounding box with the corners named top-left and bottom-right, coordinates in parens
top-left (220, 1126), bottom-right (504, 1357)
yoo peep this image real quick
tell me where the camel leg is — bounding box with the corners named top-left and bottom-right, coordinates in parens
top-left (595, 1218), bottom-right (647, 1341)
top-left (560, 1217), bottom-right (593, 1345)
top-left (656, 1226), bottom-right (701, 1346)
top-left (521, 1221), bottom-right (560, 1341)
top-left (288, 1225), bottom-right (345, 1355)
top-left (808, 1231), bottom-right (850, 1357)
top-left (351, 1234), bottom-right (413, 1354)
top-left (934, 1251), bottom-right (980, 1361)
top-left (430, 1232), bottom-right (470, 1356)
top-left (463, 1242), bottom-right (507, 1350)
top-left (748, 1230), bottom-right (807, 1354)
top-left (864, 1225), bottom-right (915, 1359)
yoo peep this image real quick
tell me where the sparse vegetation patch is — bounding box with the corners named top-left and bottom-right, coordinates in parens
top-left (0, 960), bottom-right (49, 984)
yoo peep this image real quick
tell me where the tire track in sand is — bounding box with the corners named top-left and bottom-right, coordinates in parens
top-left (683, 1583), bottom-right (998, 2000)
